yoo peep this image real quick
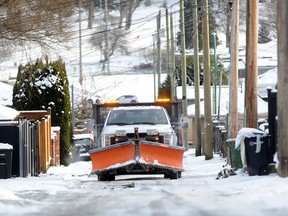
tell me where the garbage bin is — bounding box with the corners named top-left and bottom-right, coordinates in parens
top-left (244, 133), bottom-right (271, 176)
top-left (226, 138), bottom-right (243, 170)
top-left (0, 143), bottom-right (13, 179)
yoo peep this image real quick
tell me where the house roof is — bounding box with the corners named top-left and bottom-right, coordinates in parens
top-left (0, 104), bottom-right (19, 121)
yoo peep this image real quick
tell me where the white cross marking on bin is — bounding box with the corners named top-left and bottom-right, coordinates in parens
top-left (249, 135), bottom-right (263, 153)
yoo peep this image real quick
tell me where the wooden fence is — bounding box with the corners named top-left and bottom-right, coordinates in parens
top-left (19, 108), bottom-right (55, 173)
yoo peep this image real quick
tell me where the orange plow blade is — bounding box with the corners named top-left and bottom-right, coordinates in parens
top-left (89, 142), bottom-right (135, 172)
top-left (138, 142), bottom-right (184, 169)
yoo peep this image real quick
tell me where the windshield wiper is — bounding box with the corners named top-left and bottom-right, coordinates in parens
top-left (107, 122), bottom-right (130, 126)
top-left (131, 122), bottom-right (156, 125)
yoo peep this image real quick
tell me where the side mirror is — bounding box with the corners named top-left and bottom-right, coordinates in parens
top-left (180, 116), bottom-right (189, 129)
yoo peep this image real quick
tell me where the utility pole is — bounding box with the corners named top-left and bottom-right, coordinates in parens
top-left (245, 0), bottom-right (258, 128)
top-left (165, 7), bottom-right (170, 94)
top-left (180, 0), bottom-right (188, 149)
top-left (226, 6), bottom-right (232, 51)
top-left (157, 11), bottom-right (162, 97)
top-left (79, 0), bottom-right (83, 88)
top-left (193, 0), bottom-right (202, 156)
top-left (202, 0), bottom-right (213, 160)
top-left (153, 35), bottom-right (157, 101)
top-left (228, 0), bottom-right (239, 138)
top-left (277, 0), bottom-right (288, 177)
top-left (170, 12), bottom-right (176, 100)
top-left (212, 32), bottom-right (217, 115)
top-left (104, 0), bottom-right (110, 75)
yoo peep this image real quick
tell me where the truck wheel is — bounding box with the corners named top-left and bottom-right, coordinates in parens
top-left (169, 172), bottom-right (178, 180)
top-left (178, 171), bottom-right (182, 178)
top-left (98, 173), bottom-right (107, 181)
top-left (107, 174), bottom-right (115, 181)
top-left (98, 173), bottom-right (115, 181)
top-left (164, 173), bottom-right (170, 178)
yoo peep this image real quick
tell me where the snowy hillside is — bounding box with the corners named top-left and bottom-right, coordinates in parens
top-left (0, 0), bottom-right (181, 102)
top-left (0, 0), bottom-right (277, 111)
top-left (0, 1), bottom-right (179, 77)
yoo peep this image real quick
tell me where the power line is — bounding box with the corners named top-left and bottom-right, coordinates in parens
top-left (0, 2), bottom-right (182, 63)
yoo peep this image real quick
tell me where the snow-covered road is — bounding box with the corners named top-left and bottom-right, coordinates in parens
top-left (1, 149), bottom-right (288, 216)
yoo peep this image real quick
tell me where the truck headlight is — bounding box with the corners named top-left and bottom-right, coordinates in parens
top-left (115, 130), bottom-right (127, 136)
top-left (114, 130), bottom-right (128, 144)
top-left (160, 132), bottom-right (172, 145)
top-left (147, 129), bottom-right (158, 135)
top-left (102, 131), bottom-right (128, 146)
top-left (102, 134), bottom-right (114, 146)
top-left (146, 129), bottom-right (160, 142)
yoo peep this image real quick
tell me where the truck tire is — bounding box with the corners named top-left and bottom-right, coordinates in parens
top-left (169, 171), bottom-right (178, 180)
top-left (98, 173), bottom-right (115, 181)
top-left (164, 173), bottom-right (170, 178)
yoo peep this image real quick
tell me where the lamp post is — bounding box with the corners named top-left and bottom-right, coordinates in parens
top-left (212, 32), bottom-right (217, 115)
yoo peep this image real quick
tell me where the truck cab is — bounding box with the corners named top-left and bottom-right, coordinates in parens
top-left (100, 106), bottom-right (178, 147)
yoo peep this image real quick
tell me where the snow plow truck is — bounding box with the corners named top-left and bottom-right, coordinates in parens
top-left (89, 98), bottom-right (188, 181)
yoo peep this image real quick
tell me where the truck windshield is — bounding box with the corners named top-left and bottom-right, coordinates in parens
top-left (106, 109), bottom-right (168, 126)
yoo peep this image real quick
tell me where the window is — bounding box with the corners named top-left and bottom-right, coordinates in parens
top-left (107, 109), bottom-right (168, 125)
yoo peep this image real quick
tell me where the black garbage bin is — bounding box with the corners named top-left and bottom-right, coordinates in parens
top-left (0, 144), bottom-right (13, 179)
top-left (244, 134), bottom-right (272, 176)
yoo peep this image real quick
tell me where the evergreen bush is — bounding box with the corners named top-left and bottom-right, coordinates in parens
top-left (13, 58), bottom-right (72, 165)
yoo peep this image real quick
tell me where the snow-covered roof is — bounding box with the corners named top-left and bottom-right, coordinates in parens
top-left (73, 133), bottom-right (93, 140)
top-left (258, 67), bottom-right (277, 99)
top-left (0, 104), bottom-right (19, 121)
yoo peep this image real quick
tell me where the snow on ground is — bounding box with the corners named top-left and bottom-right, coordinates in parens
top-left (1, 149), bottom-right (288, 216)
top-left (0, 0), bottom-right (179, 81)
top-left (71, 73), bottom-right (165, 103)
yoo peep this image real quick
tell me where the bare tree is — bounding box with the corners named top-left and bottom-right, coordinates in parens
top-left (88, 0), bottom-right (95, 29)
top-left (212, 0), bottom-right (233, 49)
top-left (119, 0), bottom-right (142, 30)
top-left (88, 0), bottom-right (143, 70)
top-left (0, 0), bottom-right (75, 51)
top-left (213, 0), bottom-right (247, 50)
top-left (259, 0), bottom-right (276, 36)
top-left (90, 27), bottom-right (128, 69)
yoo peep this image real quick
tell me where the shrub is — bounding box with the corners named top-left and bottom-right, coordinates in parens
top-left (13, 58), bottom-right (72, 165)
